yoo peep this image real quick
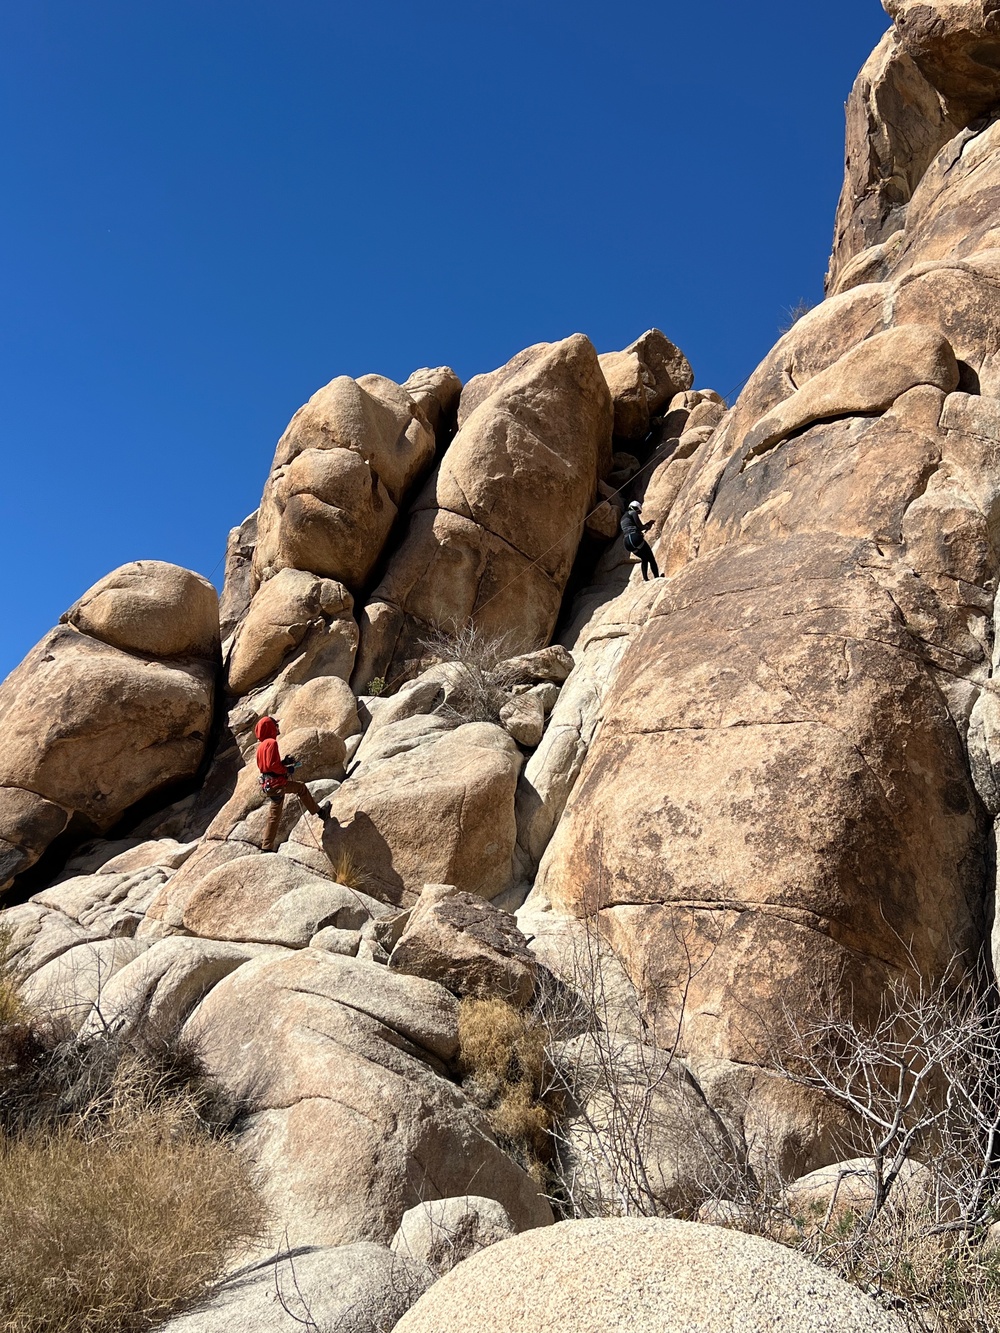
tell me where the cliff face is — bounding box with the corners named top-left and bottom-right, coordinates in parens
top-left (4, 1), bottom-right (1000, 1316)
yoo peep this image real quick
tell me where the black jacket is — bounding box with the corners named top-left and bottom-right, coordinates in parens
top-left (620, 509), bottom-right (651, 550)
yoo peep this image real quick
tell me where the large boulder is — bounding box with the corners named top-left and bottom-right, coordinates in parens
top-left (253, 371), bottom-right (440, 593)
top-left (390, 1195), bottom-right (518, 1276)
top-left (394, 1218), bottom-right (906, 1332)
top-left (158, 1242), bottom-right (434, 1333)
top-left (555, 1036), bottom-right (736, 1216)
top-left (354, 335), bottom-right (614, 686)
top-left (388, 883), bottom-right (537, 1005)
top-left (536, 105), bottom-right (1000, 1171)
top-left (0, 563), bottom-right (219, 888)
top-left (827, 2), bottom-right (1000, 292)
top-left (179, 853), bottom-right (389, 947)
top-left (599, 329), bottom-right (694, 441)
top-left (182, 949), bottom-right (553, 1248)
top-left (62, 560), bottom-right (219, 658)
top-left (226, 568), bottom-right (357, 696)
top-left (323, 722), bottom-right (522, 906)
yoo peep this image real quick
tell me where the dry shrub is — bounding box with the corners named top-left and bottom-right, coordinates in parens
top-left (0, 934), bottom-right (266, 1333)
top-left (457, 997), bottom-right (558, 1180)
top-left (0, 1110), bottom-right (264, 1333)
top-left (418, 625), bottom-right (523, 725)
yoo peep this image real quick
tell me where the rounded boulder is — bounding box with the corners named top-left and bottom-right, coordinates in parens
top-left (63, 560), bottom-right (219, 658)
top-left (394, 1217), bottom-right (906, 1333)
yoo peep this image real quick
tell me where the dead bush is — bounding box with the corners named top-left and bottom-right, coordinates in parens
top-left (0, 931), bottom-right (266, 1332)
top-left (457, 996), bottom-right (560, 1181)
top-left (0, 1110), bottom-right (265, 1333)
top-left (418, 624), bottom-right (523, 725)
top-left (329, 847), bottom-right (371, 894)
top-left (698, 959), bottom-right (1000, 1331)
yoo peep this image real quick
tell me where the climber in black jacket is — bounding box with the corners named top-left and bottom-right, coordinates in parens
top-left (620, 501), bottom-right (663, 581)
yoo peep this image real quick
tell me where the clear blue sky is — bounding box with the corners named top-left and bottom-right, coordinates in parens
top-left (1, 0), bottom-right (889, 680)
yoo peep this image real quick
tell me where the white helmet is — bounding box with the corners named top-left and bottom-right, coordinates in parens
top-left (628, 501), bottom-right (642, 511)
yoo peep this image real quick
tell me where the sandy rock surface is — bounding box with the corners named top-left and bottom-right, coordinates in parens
top-left (395, 1217), bottom-right (907, 1332)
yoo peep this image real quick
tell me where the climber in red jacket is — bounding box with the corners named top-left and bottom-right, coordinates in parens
top-left (254, 716), bottom-right (330, 851)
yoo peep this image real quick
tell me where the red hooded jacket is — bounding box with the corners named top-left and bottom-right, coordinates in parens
top-left (255, 717), bottom-right (288, 785)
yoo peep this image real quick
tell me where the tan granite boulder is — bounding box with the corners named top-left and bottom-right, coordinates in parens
top-left (253, 372), bottom-right (437, 592)
top-left (62, 559), bottom-right (219, 659)
top-left (323, 722), bottom-right (521, 907)
top-left (226, 567), bottom-right (357, 695)
top-left (599, 329), bottom-right (694, 441)
top-left (219, 509), bottom-right (258, 642)
top-left (355, 335), bottom-right (613, 685)
top-left (158, 1243), bottom-right (434, 1333)
top-left (388, 883), bottom-right (537, 1005)
top-left (395, 1218), bottom-right (905, 1333)
top-left (180, 853), bottom-right (389, 946)
top-left (390, 1196), bottom-right (517, 1276)
top-left (182, 949), bottom-right (553, 1248)
top-left (0, 594), bottom-right (215, 888)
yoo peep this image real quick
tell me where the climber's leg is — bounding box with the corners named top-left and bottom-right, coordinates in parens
top-left (262, 790), bottom-right (285, 851)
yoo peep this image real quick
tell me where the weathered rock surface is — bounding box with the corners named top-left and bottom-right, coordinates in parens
top-left (395, 1218), bottom-right (906, 1332)
top-left (388, 883), bottom-right (537, 1005)
top-left (599, 329), bottom-right (694, 441)
top-left (227, 567), bottom-right (357, 695)
top-left (78, 936), bottom-right (258, 1039)
top-left (324, 722), bottom-right (521, 906)
top-left (180, 853), bottom-right (389, 947)
top-left (253, 371), bottom-right (439, 593)
top-left (0, 562), bottom-right (218, 887)
top-left (159, 1242), bottom-right (434, 1333)
top-left (354, 335), bottom-right (613, 685)
top-left (390, 1195), bottom-right (518, 1276)
top-left (62, 560), bottom-right (220, 659)
top-left (782, 1156), bottom-right (932, 1225)
top-left (219, 509), bottom-right (258, 643)
top-left (555, 1036), bottom-right (736, 1216)
top-left (183, 949), bottom-right (553, 1247)
top-left (828, 3), bottom-right (1000, 292)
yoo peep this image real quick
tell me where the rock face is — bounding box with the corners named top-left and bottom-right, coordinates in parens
top-left (394, 1218), bottom-right (907, 1332)
top-left (159, 1242), bottom-right (434, 1333)
top-left (325, 722), bottom-right (522, 905)
top-left (0, 563), bottom-right (218, 887)
top-left (599, 329), bottom-right (694, 441)
top-left (532, 5), bottom-right (1000, 1171)
top-left (828, 0), bottom-right (1000, 292)
top-left (354, 334), bottom-right (613, 686)
top-left (226, 568), bottom-right (357, 696)
top-left (10, 11), bottom-right (1000, 1314)
top-left (390, 1195), bottom-right (518, 1276)
top-left (253, 371), bottom-right (444, 594)
top-left (183, 949), bottom-right (552, 1248)
top-left (388, 883), bottom-right (537, 1005)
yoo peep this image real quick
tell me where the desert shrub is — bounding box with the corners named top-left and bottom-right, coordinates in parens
top-left (366, 676), bottom-right (387, 697)
top-left (0, 936), bottom-right (266, 1333)
top-left (778, 298), bottom-right (814, 334)
top-left (457, 997), bottom-right (559, 1181)
top-left (699, 960), bottom-right (1000, 1331)
top-left (0, 1110), bottom-right (264, 1333)
top-left (418, 624), bottom-right (523, 725)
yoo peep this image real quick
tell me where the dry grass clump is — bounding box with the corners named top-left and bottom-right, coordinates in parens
top-left (457, 997), bottom-right (560, 1181)
top-left (0, 1109), bottom-right (264, 1333)
top-left (0, 933), bottom-right (266, 1333)
top-left (330, 846), bottom-right (370, 893)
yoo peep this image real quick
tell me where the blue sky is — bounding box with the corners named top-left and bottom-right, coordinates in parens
top-left (0, 0), bottom-right (890, 679)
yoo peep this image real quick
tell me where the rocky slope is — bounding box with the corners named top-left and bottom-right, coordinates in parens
top-left (4, 2), bottom-right (1000, 1326)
